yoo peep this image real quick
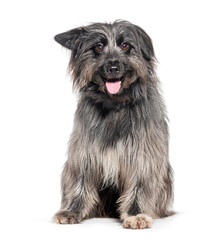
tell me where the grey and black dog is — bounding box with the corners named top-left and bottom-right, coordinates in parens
top-left (53, 20), bottom-right (173, 229)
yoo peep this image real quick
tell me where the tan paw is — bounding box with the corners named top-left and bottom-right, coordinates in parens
top-left (53, 210), bottom-right (81, 224)
top-left (123, 214), bottom-right (153, 229)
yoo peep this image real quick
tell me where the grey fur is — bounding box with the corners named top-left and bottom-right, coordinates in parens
top-left (53, 20), bottom-right (173, 228)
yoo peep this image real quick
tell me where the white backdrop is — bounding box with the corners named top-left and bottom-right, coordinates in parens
top-left (0, 0), bottom-right (223, 239)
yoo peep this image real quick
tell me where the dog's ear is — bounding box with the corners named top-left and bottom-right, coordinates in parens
top-left (134, 25), bottom-right (155, 63)
top-left (54, 27), bottom-right (86, 50)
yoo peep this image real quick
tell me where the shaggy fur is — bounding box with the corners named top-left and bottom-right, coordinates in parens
top-left (53, 20), bottom-right (173, 229)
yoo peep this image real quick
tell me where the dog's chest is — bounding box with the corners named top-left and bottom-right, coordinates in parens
top-left (79, 103), bottom-right (147, 185)
top-left (99, 140), bottom-right (126, 186)
top-left (98, 109), bottom-right (132, 145)
top-left (97, 134), bottom-right (145, 187)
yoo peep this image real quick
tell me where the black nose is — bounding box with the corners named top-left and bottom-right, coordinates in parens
top-left (108, 65), bottom-right (119, 74)
top-left (106, 60), bottom-right (121, 77)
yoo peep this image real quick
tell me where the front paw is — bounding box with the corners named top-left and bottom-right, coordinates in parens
top-left (53, 210), bottom-right (81, 224)
top-left (123, 214), bottom-right (153, 229)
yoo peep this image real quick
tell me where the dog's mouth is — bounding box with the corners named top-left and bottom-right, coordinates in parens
top-left (104, 77), bottom-right (125, 95)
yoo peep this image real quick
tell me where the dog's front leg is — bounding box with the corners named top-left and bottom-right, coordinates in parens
top-left (53, 161), bottom-right (99, 224)
top-left (118, 182), bottom-right (153, 229)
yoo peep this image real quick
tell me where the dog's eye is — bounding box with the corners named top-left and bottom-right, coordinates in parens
top-left (121, 42), bottom-right (130, 51)
top-left (95, 44), bottom-right (104, 53)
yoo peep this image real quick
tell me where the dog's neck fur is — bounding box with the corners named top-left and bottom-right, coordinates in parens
top-left (74, 79), bottom-right (166, 150)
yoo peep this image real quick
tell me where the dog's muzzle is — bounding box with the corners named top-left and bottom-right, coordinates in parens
top-left (103, 60), bottom-right (125, 94)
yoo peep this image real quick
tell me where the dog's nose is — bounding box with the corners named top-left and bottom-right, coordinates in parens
top-left (108, 65), bottom-right (120, 74)
top-left (106, 61), bottom-right (121, 77)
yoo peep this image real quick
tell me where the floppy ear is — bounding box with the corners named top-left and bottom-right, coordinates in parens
top-left (54, 27), bottom-right (85, 50)
top-left (134, 25), bottom-right (155, 62)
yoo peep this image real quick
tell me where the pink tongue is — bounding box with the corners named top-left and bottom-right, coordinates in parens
top-left (105, 81), bottom-right (121, 94)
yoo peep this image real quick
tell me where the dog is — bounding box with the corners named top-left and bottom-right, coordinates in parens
top-left (53, 20), bottom-right (173, 229)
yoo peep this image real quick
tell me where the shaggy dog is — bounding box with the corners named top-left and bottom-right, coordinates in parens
top-left (53, 20), bottom-right (173, 229)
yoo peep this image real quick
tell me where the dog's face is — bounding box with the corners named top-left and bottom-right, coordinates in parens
top-left (55, 21), bottom-right (156, 103)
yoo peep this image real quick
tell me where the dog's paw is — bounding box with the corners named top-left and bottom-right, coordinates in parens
top-left (123, 214), bottom-right (153, 229)
top-left (53, 210), bottom-right (81, 224)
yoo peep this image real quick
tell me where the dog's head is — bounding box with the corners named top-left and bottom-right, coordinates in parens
top-left (55, 21), bottom-right (156, 104)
